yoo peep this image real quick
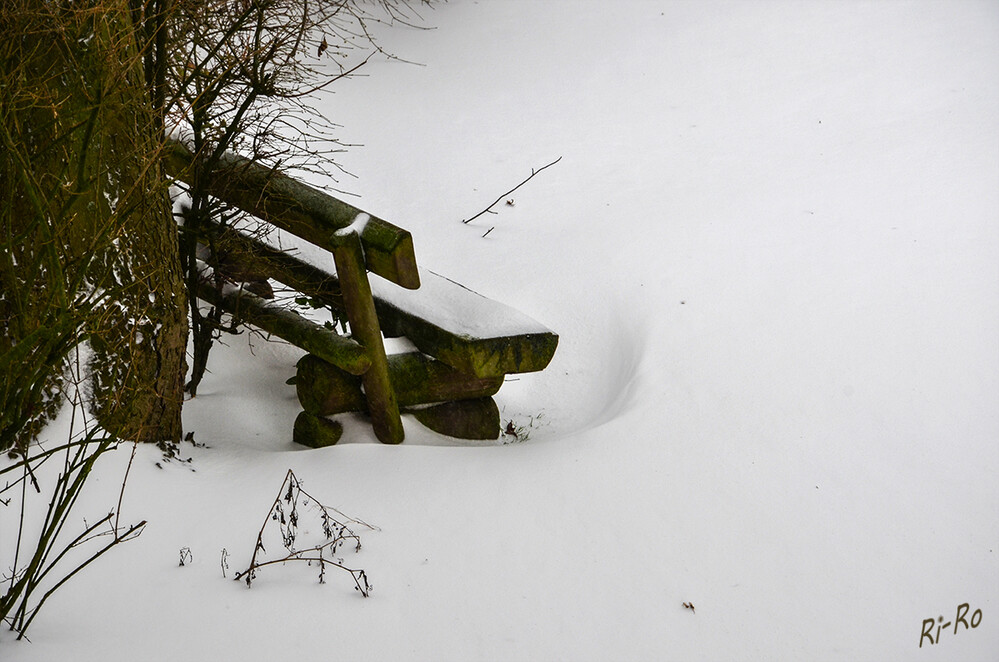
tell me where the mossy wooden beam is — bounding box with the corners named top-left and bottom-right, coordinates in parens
top-left (331, 228), bottom-right (404, 445)
top-left (371, 273), bottom-right (559, 378)
top-left (381, 318), bottom-right (558, 380)
top-left (164, 140), bottom-right (419, 289)
top-left (297, 353), bottom-right (504, 416)
top-left (196, 284), bottom-right (370, 375)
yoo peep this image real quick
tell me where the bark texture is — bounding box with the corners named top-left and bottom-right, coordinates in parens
top-left (0, 0), bottom-right (187, 446)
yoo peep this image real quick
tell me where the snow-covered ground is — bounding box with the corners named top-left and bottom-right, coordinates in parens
top-left (4, 1), bottom-right (998, 660)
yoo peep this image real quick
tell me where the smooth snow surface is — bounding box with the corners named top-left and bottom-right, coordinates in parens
top-left (3, 2), bottom-right (998, 660)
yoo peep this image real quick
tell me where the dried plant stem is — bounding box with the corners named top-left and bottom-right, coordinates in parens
top-left (233, 469), bottom-right (373, 596)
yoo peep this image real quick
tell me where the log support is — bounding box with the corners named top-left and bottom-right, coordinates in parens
top-left (297, 352), bottom-right (504, 416)
top-left (293, 411), bottom-right (343, 448)
top-left (411, 398), bottom-right (500, 440)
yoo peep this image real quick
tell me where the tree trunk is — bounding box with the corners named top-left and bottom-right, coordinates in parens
top-left (0, 0), bottom-right (187, 446)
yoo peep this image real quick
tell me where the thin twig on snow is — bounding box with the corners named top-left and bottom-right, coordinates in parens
top-left (462, 156), bottom-right (562, 224)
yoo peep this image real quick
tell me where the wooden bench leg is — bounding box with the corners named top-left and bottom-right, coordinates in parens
top-left (331, 228), bottom-right (404, 444)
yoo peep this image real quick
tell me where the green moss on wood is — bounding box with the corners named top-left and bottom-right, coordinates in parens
top-left (297, 353), bottom-right (504, 416)
top-left (164, 140), bottom-right (419, 289)
top-left (411, 398), bottom-right (500, 440)
top-left (197, 284), bottom-right (370, 375)
top-left (331, 229), bottom-right (403, 445)
top-left (293, 411), bottom-right (343, 448)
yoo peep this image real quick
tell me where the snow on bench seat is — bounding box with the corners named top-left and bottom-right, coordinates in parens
top-left (370, 268), bottom-right (558, 379)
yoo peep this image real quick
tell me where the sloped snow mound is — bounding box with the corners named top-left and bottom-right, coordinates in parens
top-left (495, 302), bottom-right (648, 441)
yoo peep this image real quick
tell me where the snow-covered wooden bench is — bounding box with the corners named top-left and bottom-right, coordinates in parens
top-left (166, 142), bottom-right (558, 445)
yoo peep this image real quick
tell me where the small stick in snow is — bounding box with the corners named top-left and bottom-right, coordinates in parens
top-left (462, 156), bottom-right (562, 224)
